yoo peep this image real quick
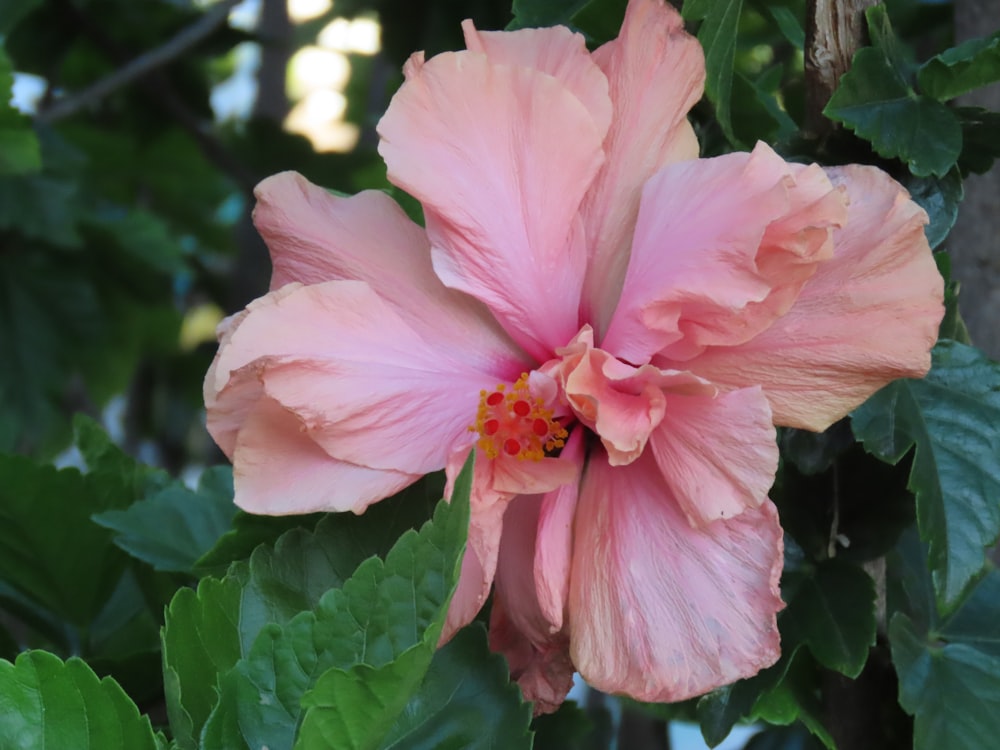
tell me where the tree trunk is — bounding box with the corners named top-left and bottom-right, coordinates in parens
top-left (948, 0), bottom-right (1000, 359)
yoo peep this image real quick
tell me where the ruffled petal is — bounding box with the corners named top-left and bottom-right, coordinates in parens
top-left (209, 281), bottom-right (526, 477)
top-left (648, 386), bottom-right (778, 526)
top-left (232, 397), bottom-right (417, 514)
top-left (602, 143), bottom-right (847, 365)
top-left (580, 0), bottom-right (705, 331)
top-left (490, 494), bottom-right (575, 714)
top-left (569, 450), bottom-right (783, 703)
top-left (461, 20), bottom-right (611, 137)
top-left (252, 171), bottom-right (520, 367)
top-left (377, 48), bottom-right (607, 360)
top-left (680, 165), bottom-right (945, 430)
top-left (549, 327), bottom-right (714, 466)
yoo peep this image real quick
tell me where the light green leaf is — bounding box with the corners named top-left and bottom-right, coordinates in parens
top-left (93, 466), bottom-right (237, 573)
top-left (372, 625), bottom-right (532, 750)
top-left (918, 31), bottom-right (1000, 101)
top-left (683, 0), bottom-right (744, 145)
top-left (197, 459), bottom-right (471, 750)
top-left (780, 560), bottom-right (876, 678)
top-left (0, 650), bottom-right (158, 749)
top-left (161, 576), bottom-right (244, 750)
top-left (852, 341), bottom-right (1000, 609)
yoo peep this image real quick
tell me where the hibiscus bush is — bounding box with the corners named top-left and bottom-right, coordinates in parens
top-left (1, 0), bottom-right (1000, 748)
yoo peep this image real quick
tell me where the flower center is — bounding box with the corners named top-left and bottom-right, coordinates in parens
top-left (472, 373), bottom-right (568, 461)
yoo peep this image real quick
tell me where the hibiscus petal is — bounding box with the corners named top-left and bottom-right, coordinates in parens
top-left (489, 591), bottom-right (575, 715)
top-left (581, 0), bottom-right (705, 332)
top-left (569, 450), bottom-right (783, 703)
top-left (681, 164), bottom-right (945, 430)
top-left (442, 447), bottom-right (511, 641)
top-left (461, 20), bottom-right (611, 137)
top-left (252, 171), bottom-right (520, 365)
top-left (377, 48), bottom-right (607, 361)
top-left (490, 495), bottom-right (575, 714)
top-left (648, 386), bottom-right (778, 526)
top-left (534, 429), bottom-right (585, 631)
top-left (549, 327), bottom-right (715, 466)
top-left (211, 281), bottom-right (525, 476)
top-left (232, 397), bottom-right (417, 514)
top-left (602, 143), bottom-right (847, 365)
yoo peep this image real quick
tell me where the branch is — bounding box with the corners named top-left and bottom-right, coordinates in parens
top-left (804, 0), bottom-right (878, 137)
top-left (37, 0), bottom-right (241, 123)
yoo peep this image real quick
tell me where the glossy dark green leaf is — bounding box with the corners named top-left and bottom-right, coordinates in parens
top-left (903, 168), bottom-right (964, 249)
top-left (918, 30), bottom-right (1000, 101)
top-left (955, 107), bottom-right (1000, 175)
top-left (935, 253), bottom-right (972, 345)
top-left (852, 341), bottom-right (1000, 608)
top-left (0, 650), bottom-right (159, 749)
top-left (889, 533), bottom-right (1000, 750)
top-left (780, 559), bottom-right (876, 677)
top-left (683, 0), bottom-right (745, 145)
top-left (570, 0), bottom-right (626, 44)
top-left (824, 7), bottom-right (961, 177)
top-left (93, 467), bottom-right (237, 573)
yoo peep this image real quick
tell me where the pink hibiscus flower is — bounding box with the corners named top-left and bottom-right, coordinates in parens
top-left (204, 0), bottom-right (944, 712)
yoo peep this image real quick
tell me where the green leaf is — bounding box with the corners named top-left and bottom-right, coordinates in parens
top-left (193, 510), bottom-right (324, 576)
top-left (199, 460), bottom-right (471, 750)
top-left (683, 0), bottom-right (745, 145)
top-left (780, 559), bottom-right (876, 678)
top-left (852, 341), bottom-right (1000, 608)
top-left (161, 576), bottom-right (244, 750)
top-left (918, 31), bottom-right (1000, 101)
top-left (824, 7), bottom-right (961, 177)
top-left (889, 532), bottom-right (1000, 750)
top-left (507, 0), bottom-right (591, 29)
top-left (955, 107), bottom-right (1000, 175)
top-left (281, 462), bottom-right (472, 749)
top-left (373, 625), bottom-right (533, 750)
top-left (234, 475), bottom-right (442, 651)
top-left (0, 453), bottom-right (131, 626)
top-left (767, 5), bottom-right (804, 50)
top-left (93, 466), bottom-right (237, 573)
top-left (0, 650), bottom-right (159, 749)
top-left (0, 48), bottom-right (40, 175)
top-left (570, 0), bottom-right (626, 44)
top-left (748, 651), bottom-right (834, 749)
top-left (935, 253), bottom-right (972, 345)
top-left (0, 0), bottom-right (41, 35)
top-left (903, 168), bottom-right (964, 250)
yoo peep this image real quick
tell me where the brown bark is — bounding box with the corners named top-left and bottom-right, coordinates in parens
top-left (804, 0), bottom-right (878, 137)
top-left (947, 0), bottom-right (1000, 358)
